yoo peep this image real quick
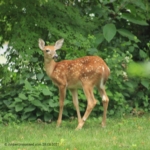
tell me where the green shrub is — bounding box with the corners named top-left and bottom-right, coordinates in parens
top-left (0, 0), bottom-right (150, 123)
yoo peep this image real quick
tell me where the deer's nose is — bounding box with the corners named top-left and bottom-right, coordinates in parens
top-left (53, 54), bottom-right (58, 59)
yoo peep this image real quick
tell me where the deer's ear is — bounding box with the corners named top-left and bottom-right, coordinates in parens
top-left (55, 39), bottom-right (64, 50)
top-left (38, 39), bottom-right (45, 50)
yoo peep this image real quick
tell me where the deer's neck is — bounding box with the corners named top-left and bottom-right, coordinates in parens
top-left (44, 59), bottom-right (56, 77)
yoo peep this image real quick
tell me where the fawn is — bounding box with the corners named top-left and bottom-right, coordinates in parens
top-left (38, 38), bottom-right (110, 130)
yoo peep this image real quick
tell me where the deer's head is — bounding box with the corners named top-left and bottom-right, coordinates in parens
top-left (38, 38), bottom-right (64, 61)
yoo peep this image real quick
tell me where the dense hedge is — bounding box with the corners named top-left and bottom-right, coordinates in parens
top-left (0, 0), bottom-right (150, 123)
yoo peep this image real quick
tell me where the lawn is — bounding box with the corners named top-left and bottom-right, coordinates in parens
top-left (0, 115), bottom-right (150, 150)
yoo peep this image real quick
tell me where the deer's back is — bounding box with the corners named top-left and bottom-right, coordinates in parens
top-left (52, 56), bottom-right (110, 89)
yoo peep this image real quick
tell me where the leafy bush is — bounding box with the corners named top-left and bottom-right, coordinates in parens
top-left (0, 0), bottom-right (150, 123)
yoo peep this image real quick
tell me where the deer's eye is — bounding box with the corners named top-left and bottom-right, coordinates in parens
top-left (46, 50), bottom-right (49, 52)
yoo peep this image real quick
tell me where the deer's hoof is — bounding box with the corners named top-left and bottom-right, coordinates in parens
top-left (75, 121), bottom-right (85, 130)
top-left (101, 122), bottom-right (106, 128)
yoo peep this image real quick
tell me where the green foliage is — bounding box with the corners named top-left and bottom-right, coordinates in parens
top-left (128, 62), bottom-right (150, 78)
top-left (103, 23), bottom-right (117, 42)
top-left (0, 0), bottom-right (150, 123)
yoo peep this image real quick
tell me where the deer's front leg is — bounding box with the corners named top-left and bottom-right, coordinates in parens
top-left (70, 89), bottom-right (82, 126)
top-left (56, 85), bottom-right (66, 127)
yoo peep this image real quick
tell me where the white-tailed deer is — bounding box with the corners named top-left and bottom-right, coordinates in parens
top-left (38, 38), bottom-right (110, 130)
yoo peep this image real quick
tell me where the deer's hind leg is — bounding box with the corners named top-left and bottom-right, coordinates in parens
top-left (76, 84), bottom-right (97, 130)
top-left (98, 78), bottom-right (109, 127)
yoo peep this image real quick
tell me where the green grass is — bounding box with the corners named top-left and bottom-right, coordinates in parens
top-left (0, 115), bottom-right (150, 150)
